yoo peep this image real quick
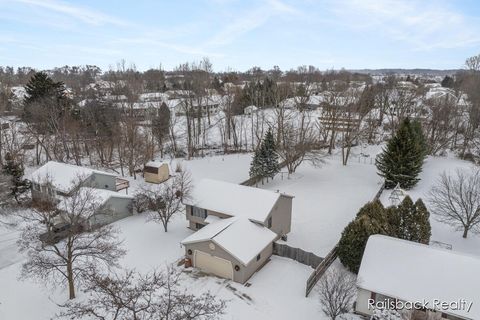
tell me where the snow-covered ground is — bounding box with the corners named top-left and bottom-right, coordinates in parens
top-left (381, 154), bottom-right (480, 256)
top-left (1, 149), bottom-right (479, 319)
top-left (261, 146), bottom-right (383, 256)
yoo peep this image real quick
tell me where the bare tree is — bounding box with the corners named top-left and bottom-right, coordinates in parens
top-left (317, 268), bottom-right (356, 320)
top-left (137, 168), bottom-right (192, 232)
top-left (428, 169), bottom-right (480, 238)
top-left (18, 184), bottom-right (126, 299)
top-left (58, 267), bottom-right (226, 320)
top-left (0, 171), bottom-right (12, 207)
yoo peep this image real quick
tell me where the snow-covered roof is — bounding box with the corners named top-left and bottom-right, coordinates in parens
top-left (181, 217), bottom-right (276, 265)
top-left (185, 179), bottom-right (281, 223)
top-left (30, 161), bottom-right (116, 194)
top-left (59, 187), bottom-right (133, 211)
top-left (139, 92), bottom-right (168, 102)
top-left (357, 235), bottom-right (480, 319)
top-left (145, 161), bottom-right (168, 168)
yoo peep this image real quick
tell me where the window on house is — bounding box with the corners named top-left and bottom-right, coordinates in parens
top-left (256, 254), bottom-right (261, 261)
top-left (192, 206), bottom-right (207, 219)
top-left (267, 216), bottom-right (272, 228)
top-left (195, 223), bottom-right (205, 229)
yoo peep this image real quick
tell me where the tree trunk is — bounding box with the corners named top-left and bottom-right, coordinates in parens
top-left (67, 244), bottom-right (75, 299)
top-left (463, 227), bottom-right (469, 239)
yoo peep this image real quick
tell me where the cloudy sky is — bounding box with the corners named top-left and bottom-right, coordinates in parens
top-left (0, 0), bottom-right (479, 71)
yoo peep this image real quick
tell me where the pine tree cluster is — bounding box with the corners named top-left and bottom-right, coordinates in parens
top-left (249, 129), bottom-right (280, 179)
top-left (337, 196), bottom-right (431, 273)
top-left (376, 118), bottom-right (427, 189)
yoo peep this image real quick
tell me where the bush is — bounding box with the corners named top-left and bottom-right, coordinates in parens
top-left (338, 197), bottom-right (431, 273)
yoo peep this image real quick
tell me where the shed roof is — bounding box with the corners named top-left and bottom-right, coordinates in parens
top-left (185, 179), bottom-right (281, 223)
top-left (145, 161), bottom-right (168, 168)
top-left (357, 235), bottom-right (480, 319)
top-left (181, 217), bottom-right (276, 265)
top-left (30, 161), bottom-right (116, 194)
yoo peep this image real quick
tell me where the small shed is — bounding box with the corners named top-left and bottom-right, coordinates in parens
top-left (144, 161), bottom-right (170, 184)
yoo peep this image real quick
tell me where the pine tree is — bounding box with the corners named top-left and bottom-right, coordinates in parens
top-left (2, 153), bottom-right (31, 203)
top-left (249, 129), bottom-right (279, 180)
top-left (387, 196), bottom-right (431, 244)
top-left (249, 145), bottom-right (265, 178)
top-left (338, 201), bottom-right (390, 273)
top-left (262, 129), bottom-right (279, 179)
top-left (376, 118), bottom-right (426, 189)
top-left (413, 198), bottom-right (431, 244)
top-left (23, 72), bottom-right (66, 121)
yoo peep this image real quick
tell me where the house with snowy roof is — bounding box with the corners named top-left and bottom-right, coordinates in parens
top-left (355, 235), bottom-right (479, 320)
top-left (181, 179), bottom-right (293, 283)
top-left (30, 161), bottom-right (132, 226)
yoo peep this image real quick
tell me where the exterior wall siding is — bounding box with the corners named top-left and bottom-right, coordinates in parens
top-left (266, 195), bottom-right (292, 237)
top-left (185, 205), bottom-right (233, 230)
top-left (84, 173), bottom-right (117, 191)
top-left (184, 240), bottom-right (273, 284)
top-left (355, 288), bottom-right (374, 316)
top-left (89, 197), bottom-right (133, 227)
top-left (144, 164), bottom-right (169, 184)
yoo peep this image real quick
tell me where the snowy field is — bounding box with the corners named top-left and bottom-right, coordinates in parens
top-left (1, 149), bottom-right (479, 319)
top-left (261, 146), bottom-right (383, 256)
top-left (381, 154), bottom-right (480, 256)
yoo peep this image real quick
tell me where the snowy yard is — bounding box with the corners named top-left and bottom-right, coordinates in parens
top-left (1, 149), bottom-right (479, 319)
top-left (261, 145), bottom-right (384, 256)
top-left (381, 154), bottom-right (480, 256)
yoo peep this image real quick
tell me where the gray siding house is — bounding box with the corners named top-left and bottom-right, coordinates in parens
top-left (30, 161), bottom-right (133, 227)
top-left (184, 179), bottom-right (293, 239)
top-left (181, 217), bottom-right (276, 284)
top-left (30, 161), bottom-right (121, 202)
top-left (181, 179), bottom-right (293, 283)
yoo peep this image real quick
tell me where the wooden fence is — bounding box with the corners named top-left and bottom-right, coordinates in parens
top-left (373, 180), bottom-right (386, 201)
top-left (305, 244), bottom-right (339, 297)
top-left (273, 242), bottom-right (323, 269)
top-left (240, 159), bottom-right (290, 186)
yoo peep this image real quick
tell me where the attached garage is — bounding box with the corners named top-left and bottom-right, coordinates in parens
top-left (194, 250), bottom-right (233, 280)
top-left (181, 217), bottom-right (276, 284)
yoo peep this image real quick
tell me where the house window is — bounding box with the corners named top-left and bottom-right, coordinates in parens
top-left (192, 206), bottom-right (207, 219)
top-left (256, 254), bottom-right (261, 261)
top-left (195, 223), bottom-right (205, 229)
top-left (267, 216), bottom-right (272, 228)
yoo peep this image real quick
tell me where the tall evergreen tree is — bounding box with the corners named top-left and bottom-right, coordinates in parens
top-left (23, 71), bottom-right (66, 121)
top-left (376, 118), bottom-right (426, 189)
top-left (249, 129), bottom-right (279, 179)
top-left (2, 153), bottom-right (30, 203)
top-left (413, 198), bottom-right (431, 244)
top-left (262, 129), bottom-right (279, 179)
top-left (249, 145), bottom-right (266, 178)
top-left (338, 215), bottom-right (389, 274)
top-left (388, 196), bottom-right (431, 244)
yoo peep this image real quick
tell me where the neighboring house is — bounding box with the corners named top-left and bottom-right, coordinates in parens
top-left (30, 161), bottom-right (130, 201)
top-left (30, 162), bottom-right (133, 228)
top-left (181, 179), bottom-right (293, 283)
top-left (60, 187), bottom-right (134, 227)
top-left (243, 105), bottom-right (258, 115)
top-left (355, 235), bottom-right (479, 320)
top-left (181, 217), bottom-right (277, 283)
top-left (143, 161), bottom-right (170, 184)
